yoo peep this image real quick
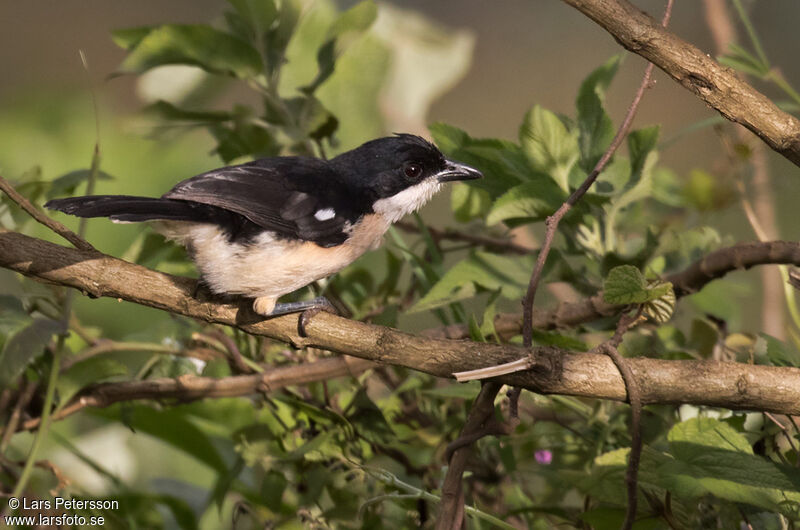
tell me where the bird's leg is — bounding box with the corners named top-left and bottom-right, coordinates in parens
top-left (252, 296), bottom-right (277, 316)
top-left (252, 296), bottom-right (336, 318)
top-left (250, 296), bottom-right (338, 336)
top-left (270, 296), bottom-right (336, 316)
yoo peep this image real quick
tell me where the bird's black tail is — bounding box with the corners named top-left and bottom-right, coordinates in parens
top-left (45, 195), bottom-right (212, 223)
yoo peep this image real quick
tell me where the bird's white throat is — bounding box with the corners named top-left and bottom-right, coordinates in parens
top-left (372, 178), bottom-right (441, 223)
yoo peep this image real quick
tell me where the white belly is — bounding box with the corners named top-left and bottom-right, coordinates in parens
top-left (155, 214), bottom-right (390, 299)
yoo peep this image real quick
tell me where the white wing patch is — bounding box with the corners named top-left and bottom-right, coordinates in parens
top-left (314, 208), bottom-right (336, 221)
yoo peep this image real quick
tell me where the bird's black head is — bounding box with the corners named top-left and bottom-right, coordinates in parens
top-left (331, 134), bottom-right (482, 221)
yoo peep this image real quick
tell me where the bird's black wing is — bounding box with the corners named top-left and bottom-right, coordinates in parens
top-left (163, 158), bottom-right (358, 247)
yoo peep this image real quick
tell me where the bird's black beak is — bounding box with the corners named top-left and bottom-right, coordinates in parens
top-left (436, 160), bottom-right (483, 182)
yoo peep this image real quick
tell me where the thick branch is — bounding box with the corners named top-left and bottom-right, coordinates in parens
top-left (3, 231), bottom-right (800, 415)
top-left (562, 0), bottom-right (800, 168)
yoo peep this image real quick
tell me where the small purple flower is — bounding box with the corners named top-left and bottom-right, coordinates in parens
top-left (534, 449), bottom-right (552, 465)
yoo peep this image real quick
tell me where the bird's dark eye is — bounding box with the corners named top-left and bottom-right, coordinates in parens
top-left (404, 163), bottom-right (423, 179)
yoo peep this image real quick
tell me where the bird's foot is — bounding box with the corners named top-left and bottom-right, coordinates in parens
top-left (251, 296), bottom-right (337, 335)
top-left (296, 298), bottom-right (338, 337)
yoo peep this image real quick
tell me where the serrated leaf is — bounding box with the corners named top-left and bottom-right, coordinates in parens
top-left (0, 318), bottom-right (63, 386)
top-left (485, 180), bottom-right (566, 226)
top-left (115, 24), bottom-right (262, 79)
top-left (642, 280), bottom-right (675, 323)
top-left (669, 417), bottom-right (753, 455)
top-left (603, 265), bottom-right (647, 304)
top-left (661, 418), bottom-right (800, 515)
top-left (577, 55), bottom-right (621, 171)
top-left (519, 105), bottom-right (579, 192)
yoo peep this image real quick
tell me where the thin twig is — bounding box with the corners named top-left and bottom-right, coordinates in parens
top-left (763, 412), bottom-right (800, 458)
top-left (60, 340), bottom-right (188, 372)
top-left (18, 356), bottom-right (375, 432)
top-left (522, 0), bottom-right (674, 350)
top-left (0, 174), bottom-right (95, 251)
top-left (600, 341), bottom-right (642, 530)
top-left (436, 381), bottom-right (504, 529)
top-left (594, 308), bottom-right (644, 530)
top-left (209, 329), bottom-right (256, 374)
top-left (0, 380), bottom-right (38, 453)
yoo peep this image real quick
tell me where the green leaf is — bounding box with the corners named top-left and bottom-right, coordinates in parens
top-left (144, 100), bottom-right (234, 123)
top-left (479, 289), bottom-right (501, 341)
top-left (46, 169), bottom-right (114, 199)
top-left (113, 406), bottom-right (228, 474)
top-left (261, 470), bottom-right (288, 511)
top-left (328, 0), bottom-right (377, 38)
top-left (603, 266), bottom-right (671, 306)
top-left (668, 417), bottom-right (752, 454)
top-left (111, 26), bottom-right (154, 50)
top-left (642, 280), bottom-right (675, 323)
top-left (627, 126), bottom-right (660, 186)
top-left (57, 357), bottom-right (128, 405)
top-left (519, 105), bottom-right (579, 191)
top-left (0, 318), bottom-right (62, 386)
top-left (718, 42), bottom-right (770, 78)
top-left (264, 0), bottom-right (301, 75)
top-left (761, 333), bottom-right (800, 367)
top-left (430, 123), bottom-right (529, 197)
top-left (530, 330), bottom-right (587, 351)
top-left (576, 55), bottom-right (621, 171)
top-left (661, 418), bottom-right (800, 515)
top-left (303, 1), bottom-right (377, 92)
top-left (227, 0), bottom-right (278, 36)
top-left (409, 252), bottom-right (534, 313)
top-left (0, 295), bottom-right (29, 335)
top-left (115, 24), bottom-right (262, 79)
top-left (603, 265), bottom-right (647, 304)
top-left (486, 180), bottom-right (565, 226)
top-left (450, 183), bottom-right (491, 223)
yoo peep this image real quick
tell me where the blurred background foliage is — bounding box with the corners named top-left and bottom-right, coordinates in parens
top-left (2, 0), bottom-right (800, 528)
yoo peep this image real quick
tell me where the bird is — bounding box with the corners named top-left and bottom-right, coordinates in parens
top-left (46, 134), bottom-right (483, 317)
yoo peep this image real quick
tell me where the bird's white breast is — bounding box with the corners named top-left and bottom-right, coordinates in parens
top-left (154, 214), bottom-right (391, 300)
